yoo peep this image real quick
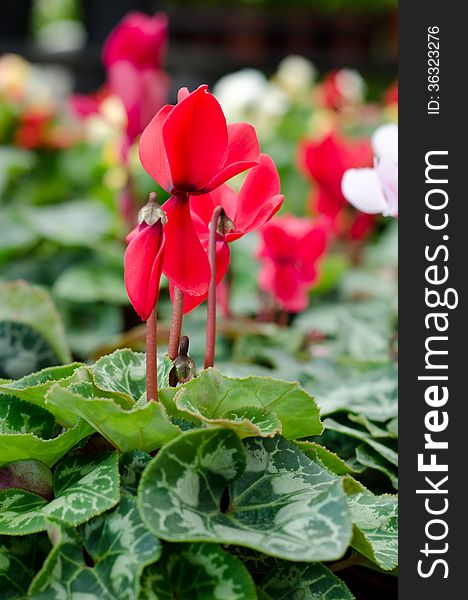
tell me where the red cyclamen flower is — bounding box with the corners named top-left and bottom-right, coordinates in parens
top-left (176, 153), bottom-right (283, 314)
top-left (103, 12), bottom-right (170, 153)
top-left (124, 198), bottom-right (166, 321)
top-left (139, 84), bottom-right (260, 296)
top-left (103, 12), bottom-right (168, 71)
top-left (258, 215), bottom-right (328, 313)
top-left (298, 131), bottom-right (373, 239)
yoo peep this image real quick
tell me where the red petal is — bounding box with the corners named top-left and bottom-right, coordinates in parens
top-left (170, 237), bottom-right (231, 313)
top-left (124, 221), bottom-right (165, 321)
top-left (162, 195), bottom-right (211, 296)
top-left (299, 228), bottom-right (328, 282)
top-left (162, 85), bottom-right (228, 193)
top-left (231, 154), bottom-right (283, 237)
top-left (139, 103), bottom-right (174, 192)
top-left (206, 122), bottom-right (260, 191)
top-left (190, 184), bottom-right (237, 227)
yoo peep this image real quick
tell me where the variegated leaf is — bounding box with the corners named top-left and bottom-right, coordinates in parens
top-left (138, 429), bottom-right (352, 561)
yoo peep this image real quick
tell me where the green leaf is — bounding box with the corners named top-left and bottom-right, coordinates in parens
top-left (46, 385), bottom-right (181, 452)
top-left (53, 262), bottom-right (128, 305)
top-left (0, 363), bottom-right (85, 426)
top-left (92, 349), bottom-right (173, 402)
top-left (0, 397), bottom-right (92, 468)
top-left (23, 199), bottom-right (113, 246)
top-left (348, 414), bottom-right (396, 439)
top-left (0, 534), bottom-right (50, 599)
top-left (316, 366), bottom-right (398, 422)
top-left (173, 369), bottom-right (322, 439)
top-left (347, 490), bottom-right (398, 571)
top-left (140, 543), bottom-right (256, 600)
top-left (0, 322), bottom-right (61, 380)
top-left (119, 451), bottom-right (152, 496)
top-left (0, 452), bottom-right (119, 535)
top-left (260, 561), bottom-right (354, 599)
top-left (0, 281), bottom-right (71, 365)
top-left (324, 419), bottom-right (398, 467)
top-left (0, 394), bottom-right (55, 438)
top-left (355, 446), bottom-right (398, 490)
top-left (177, 395), bottom-right (282, 438)
top-left (138, 429), bottom-right (352, 561)
top-left (30, 496), bottom-right (161, 599)
top-left (295, 441), bottom-right (357, 476)
top-left (0, 215), bottom-right (37, 262)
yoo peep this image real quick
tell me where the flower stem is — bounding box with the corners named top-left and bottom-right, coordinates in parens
top-left (205, 206), bottom-right (224, 368)
top-left (146, 307), bottom-right (158, 402)
top-left (168, 287), bottom-right (184, 360)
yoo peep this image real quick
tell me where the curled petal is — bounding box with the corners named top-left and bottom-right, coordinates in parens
top-left (232, 153), bottom-right (283, 237)
top-left (124, 221), bottom-right (165, 321)
top-left (206, 122), bottom-right (260, 191)
top-left (162, 195), bottom-right (211, 296)
top-left (163, 85), bottom-right (228, 193)
top-left (139, 104), bottom-right (174, 192)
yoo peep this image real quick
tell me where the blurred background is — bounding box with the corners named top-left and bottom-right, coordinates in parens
top-left (0, 0), bottom-right (398, 377)
top-left (0, 0), bottom-right (396, 96)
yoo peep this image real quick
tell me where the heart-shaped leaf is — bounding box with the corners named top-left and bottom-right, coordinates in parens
top-left (46, 385), bottom-right (181, 452)
top-left (172, 368), bottom-right (322, 439)
top-left (29, 495), bottom-right (160, 599)
top-left (92, 349), bottom-right (173, 402)
top-left (140, 543), bottom-right (256, 600)
top-left (138, 428), bottom-right (352, 561)
top-left (0, 452), bottom-right (119, 535)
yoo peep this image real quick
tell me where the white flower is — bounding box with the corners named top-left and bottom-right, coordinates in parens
top-left (342, 123), bottom-right (398, 217)
top-left (275, 55), bottom-right (316, 99)
top-left (335, 68), bottom-right (365, 104)
top-left (214, 68), bottom-right (289, 139)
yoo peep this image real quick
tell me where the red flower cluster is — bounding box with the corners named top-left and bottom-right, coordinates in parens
top-left (125, 85), bottom-right (283, 320)
top-left (103, 12), bottom-right (170, 154)
top-left (258, 215), bottom-right (328, 313)
top-left (298, 131), bottom-right (374, 240)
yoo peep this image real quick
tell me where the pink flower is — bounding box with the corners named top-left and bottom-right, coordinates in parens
top-left (258, 215), bottom-right (328, 313)
top-left (342, 124), bottom-right (398, 218)
top-left (103, 12), bottom-right (170, 151)
top-left (103, 12), bottom-right (168, 71)
top-left (139, 85), bottom-right (260, 296)
top-left (107, 62), bottom-right (169, 147)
